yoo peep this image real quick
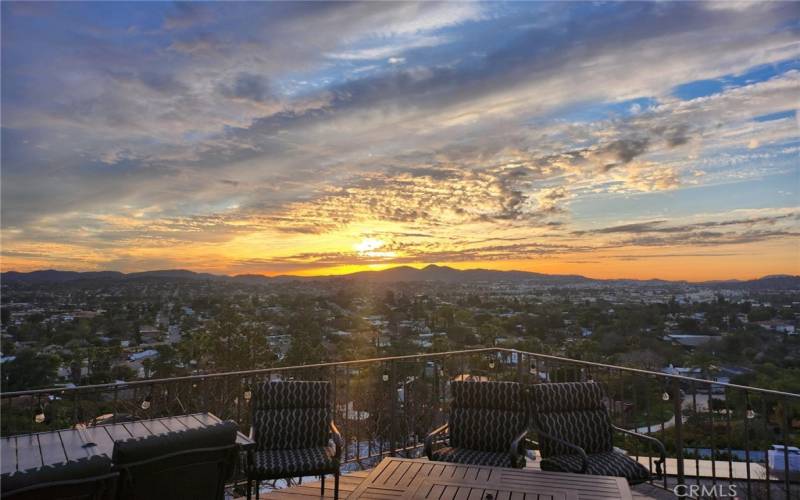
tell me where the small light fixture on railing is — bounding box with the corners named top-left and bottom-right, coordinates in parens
top-left (382, 370), bottom-right (390, 382)
top-left (746, 406), bottom-right (755, 419)
top-left (34, 404), bottom-right (46, 424)
top-left (529, 361), bottom-right (536, 375)
top-left (488, 356), bottom-right (496, 369)
top-left (141, 393), bottom-right (152, 410)
top-left (243, 386), bottom-right (252, 402)
top-left (662, 392), bottom-right (670, 401)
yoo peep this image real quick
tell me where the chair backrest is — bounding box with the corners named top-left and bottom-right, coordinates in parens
top-left (252, 381), bottom-right (331, 450)
top-left (448, 381), bottom-right (527, 453)
top-left (529, 382), bottom-right (613, 457)
top-left (1, 455), bottom-right (117, 500)
top-left (112, 420), bottom-right (238, 500)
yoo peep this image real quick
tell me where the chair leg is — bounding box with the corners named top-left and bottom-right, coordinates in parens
top-left (321, 474), bottom-right (326, 496)
top-left (246, 479), bottom-right (251, 500)
top-left (334, 472), bottom-right (340, 500)
top-left (255, 480), bottom-right (259, 500)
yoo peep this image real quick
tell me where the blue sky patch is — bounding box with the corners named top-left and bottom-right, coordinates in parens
top-left (753, 110), bottom-right (796, 122)
top-left (672, 60), bottom-right (800, 101)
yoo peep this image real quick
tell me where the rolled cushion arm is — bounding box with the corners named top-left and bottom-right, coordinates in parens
top-left (612, 425), bottom-right (666, 477)
top-left (533, 428), bottom-right (589, 473)
top-left (330, 421), bottom-right (344, 461)
top-left (509, 429), bottom-right (529, 468)
top-left (424, 424), bottom-right (449, 460)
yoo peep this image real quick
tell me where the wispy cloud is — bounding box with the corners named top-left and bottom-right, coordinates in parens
top-left (1, 1), bottom-right (798, 278)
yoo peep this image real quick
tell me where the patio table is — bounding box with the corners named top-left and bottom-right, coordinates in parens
top-left (349, 457), bottom-right (633, 500)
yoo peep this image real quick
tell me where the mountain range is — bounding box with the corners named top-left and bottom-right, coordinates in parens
top-left (2, 265), bottom-right (799, 290)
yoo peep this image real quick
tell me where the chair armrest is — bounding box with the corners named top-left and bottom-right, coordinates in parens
top-left (246, 426), bottom-right (256, 473)
top-left (533, 428), bottom-right (588, 473)
top-left (330, 421), bottom-right (343, 460)
top-left (424, 424), bottom-right (449, 460)
top-left (612, 425), bottom-right (666, 477)
top-left (509, 429), bottom-right (529, 467)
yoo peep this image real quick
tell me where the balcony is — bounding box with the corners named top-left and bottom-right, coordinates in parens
top-left (1, 348), bottom-right (798, 499)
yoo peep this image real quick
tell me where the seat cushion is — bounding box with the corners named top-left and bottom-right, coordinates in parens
top-left (540, 450), bottom-right (651, 483)
top-left (112, 420), bottom-right (238, 464)
top-left (449, 381), bottom-right (527, 453)
top-left (530, 382), bottom-right (606, 413)
top-left (253, 381), bottom-right (332, 449)
top-left (450, 408), bottom-right (526, 452)
top-left (1, 455), bottom-right (113, 494)
top-left (251, 447), bottom-right (337, 478)
top-left (255, 381), bottom-right (331, 410)
top-left (431, 447), bottom-right (520, 468)
top-left (451, 381), bottom-right (525, 412)
top-left (535, 409), bottom-right (613, 456)
top-left (530, 382), bottom-right (613, 456)
top-left (253, 408), bottom-right (330, 449)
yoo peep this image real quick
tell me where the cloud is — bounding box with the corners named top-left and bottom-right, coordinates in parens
top-left (581, 212), bottom-right (799, 235)
top-left (328, 35), bottom-right (449, 61)
top-left (218, 73), bottom-right (274, 103)
top-left (603, 137), bottom-right (651, 166)
top-left (2, 2), bottom-right (799, 275)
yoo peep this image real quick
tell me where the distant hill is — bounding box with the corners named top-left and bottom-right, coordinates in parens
top-left (2, 266), bottom-right (799, 289)
top-left (126, 269), bottom-right (223, 281)
top-left (332, 264), bottom-right (593, 285)
top-left (0, 270), bottom-right (125, 284)
top-left (700, 274), bottom-right (800, 291)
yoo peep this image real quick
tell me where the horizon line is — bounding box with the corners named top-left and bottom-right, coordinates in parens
top-left (2, 264), bottom-right (798, 284)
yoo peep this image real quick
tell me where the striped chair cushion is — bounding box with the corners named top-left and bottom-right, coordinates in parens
top-left (251, 447), bottom-right (337, 477)
top-left (448, 381), bottom-right (526, 453)
top-left (431, 447), bottom-right (520, 468)
top-left (530, 382), bottom-right (613, 456)
top-left (252, 381), bottom-right (331, 450)
top-left (541, 450), bottom-right (650, 482)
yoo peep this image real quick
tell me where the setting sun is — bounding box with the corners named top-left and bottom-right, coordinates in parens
top-left (0, 2), bottom-right (796, 281)
top-left (354, 238), bottom-right (385, 254)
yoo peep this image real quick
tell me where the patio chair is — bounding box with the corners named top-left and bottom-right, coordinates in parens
top-left (112, 419), bottom-right (239, 500)
top-left (247, 381), bottom-right (342, 500)
top-left (1, 455), bottom-right (118, 500)
top-left (529, 381), bottom-right (666, 484)
top-left (425, 381), bottom-right (529, 468)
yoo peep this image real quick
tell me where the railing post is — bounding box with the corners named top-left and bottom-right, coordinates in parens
top-left (782, 398), bottom-right (791, 500)
top-left (390, 360), bottom-right (397, 457)
top-left (763, 397), bottom-right (771, 500)
top-left (344, 366), bottom-right (350, 462)
top-left (112, 385), bottom-right (118, 424)
top-left (672, 377), bottom-right (685, 485)
top-left (516, 351), bottom-right (524, 384)
top-left (72, 390), bottom-right (79, 427)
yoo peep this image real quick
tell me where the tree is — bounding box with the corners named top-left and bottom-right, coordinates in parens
top-left (1, 349), bottom-right (60, 391)
top-left (111, 364), bottom-right (137, 381)
top-left (193, 306), bottom-right (275, 371)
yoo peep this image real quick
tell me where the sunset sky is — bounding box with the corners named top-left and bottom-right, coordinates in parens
top-left (2, 2), bottom-right (798, 280)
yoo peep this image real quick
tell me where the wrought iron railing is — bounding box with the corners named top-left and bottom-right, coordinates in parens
top-left (1, 347), bottom-right (798, 498)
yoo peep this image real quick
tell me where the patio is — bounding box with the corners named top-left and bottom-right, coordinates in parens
top-left (1, 348), bottom-right (798, 499)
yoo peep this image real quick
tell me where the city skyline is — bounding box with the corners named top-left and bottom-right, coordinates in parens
top-left (2, 2), bottom-right (798, 280)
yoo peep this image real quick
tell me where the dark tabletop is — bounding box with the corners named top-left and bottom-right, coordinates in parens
top-left (1, 412), bottom-right (254, 474)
